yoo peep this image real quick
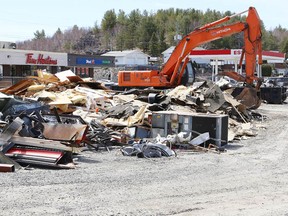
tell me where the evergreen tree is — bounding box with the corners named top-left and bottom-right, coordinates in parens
top-left (158, 30), bottom-right (168, 54)
top-left (55, 28), bottom-right (62, 35)
top-left (280, 38), bottom-right (288, 59)
top-left (101, 9), bottom-right (117, 31)
top-left (138, 13), bottom-right (157, 52)
top-left (33, 29), bottom-right (46, 40)
top-left (101, 9), bottom-right (117, 50)
top-left (149, 32), bottom-right (159, 56)
top-left (125, 9), bottom-right (142, 49)
top-left (115, 10), bottom-right (127, 51)
top-left (262, 31), bottom-right (279, 50)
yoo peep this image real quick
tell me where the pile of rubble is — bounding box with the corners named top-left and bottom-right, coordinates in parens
top-left (0, 70), bottom-right (265, 172)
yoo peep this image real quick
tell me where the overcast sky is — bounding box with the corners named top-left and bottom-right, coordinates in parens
top-left (1, 0), bottom-right (286, 42)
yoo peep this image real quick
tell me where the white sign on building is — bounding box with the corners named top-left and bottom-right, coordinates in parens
top-left (0, 49), bottom-right (67, 66)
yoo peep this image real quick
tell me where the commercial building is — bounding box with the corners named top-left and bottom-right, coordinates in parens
top-left (68, 53), bottom-right (114, 77)
top-left (101, 50), bottom-right (149, 66)
top-left (0, 41), bottom-right (16, 49)
top-left (0, 49), bottom-right (115, 80)
top-left (0, 49), bottom-right (67, 77)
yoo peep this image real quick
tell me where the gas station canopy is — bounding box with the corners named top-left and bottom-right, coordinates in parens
top-left (189, 49), bottom-right (285, 62)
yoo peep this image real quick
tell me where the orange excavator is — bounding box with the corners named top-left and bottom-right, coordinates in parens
top-left (118, 7), bottom-right (263, 108)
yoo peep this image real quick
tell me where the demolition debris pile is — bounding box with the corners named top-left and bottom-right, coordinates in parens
top-left (0, 70), bottom-right (265, 172)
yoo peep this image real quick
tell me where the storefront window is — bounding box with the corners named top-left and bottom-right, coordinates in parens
top-left (21, 65), bottom-right (31, 76)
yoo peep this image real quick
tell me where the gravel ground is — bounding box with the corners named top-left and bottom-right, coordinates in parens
top-left (1, 102), bottom-right (288, 216)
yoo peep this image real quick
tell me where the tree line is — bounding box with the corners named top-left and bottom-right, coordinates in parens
top-left (17, 8), bottom-right (288, 58)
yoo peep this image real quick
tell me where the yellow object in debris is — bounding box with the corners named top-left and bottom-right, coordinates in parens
top-left (70, 95), bottom-right (87, 105)
top-left (27, 84), bottom-right (46, 92)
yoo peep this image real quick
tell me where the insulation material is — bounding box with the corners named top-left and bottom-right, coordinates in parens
top-left (167, 85), bottom-right (194, 101)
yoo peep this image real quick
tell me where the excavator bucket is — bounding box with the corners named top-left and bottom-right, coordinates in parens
top-left (233, 86), bottom-right (261, 109)
top-left (220, 71), bottom-right (262, 109)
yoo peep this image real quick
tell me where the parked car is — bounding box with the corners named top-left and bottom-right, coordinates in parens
top-left (263, 77), bottom-right (288, 87)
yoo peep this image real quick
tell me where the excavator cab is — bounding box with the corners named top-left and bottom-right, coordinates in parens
top-left (179, 60), bottom-right (196, 86)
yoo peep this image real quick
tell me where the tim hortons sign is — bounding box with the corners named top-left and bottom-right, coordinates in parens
top-left (25, 53), bottom-right (58, 65)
